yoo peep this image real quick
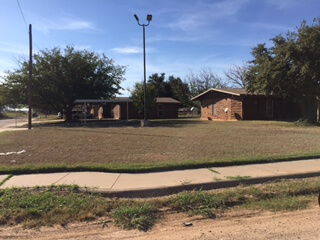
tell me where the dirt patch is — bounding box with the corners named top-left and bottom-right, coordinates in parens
top-left (1, 205), bottom-right (319, 240)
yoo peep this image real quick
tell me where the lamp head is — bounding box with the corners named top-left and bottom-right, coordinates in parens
top-left (134, 14), bottom-right (139, 22)
top-left (147, 14), bottom-right (152, 22)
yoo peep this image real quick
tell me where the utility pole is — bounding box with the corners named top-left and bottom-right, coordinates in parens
top-left (28, 24), bottom-right (32, 130)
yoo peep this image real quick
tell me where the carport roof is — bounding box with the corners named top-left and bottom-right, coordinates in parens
top-left (75, 97), bottom-right (180, 104)
top-left (75, 97), bottom-right (133, 103)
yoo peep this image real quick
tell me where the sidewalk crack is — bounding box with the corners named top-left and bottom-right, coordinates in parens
top-left (53, 173), bottom-right (70, 185)
top-left (110, 174), bottom-right (121, 190)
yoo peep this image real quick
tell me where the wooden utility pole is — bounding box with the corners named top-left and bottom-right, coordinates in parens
top-left (28, 24), bottom-right (32, 130)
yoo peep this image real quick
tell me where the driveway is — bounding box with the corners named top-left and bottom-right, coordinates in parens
top-left (0, 118), bottom-right (28, 132)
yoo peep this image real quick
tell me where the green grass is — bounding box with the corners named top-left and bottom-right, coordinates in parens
top-left (225, 175), bottom-right (251, 180)
top-left (1, 119), bottom-right (320, 174)
top-left (242, 195), bottom-right (312, 211)
top-left (0, 177), bottom-right (319, 230)
top-left (0, 186), bottom-right (112, 228)
top-left (112, 203), bottom-right (158, 231)
top-left (168, 190), bottom-right (221, 218)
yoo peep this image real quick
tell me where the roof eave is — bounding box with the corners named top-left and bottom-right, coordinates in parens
top-left (191, 88), bottom-right (241, 101)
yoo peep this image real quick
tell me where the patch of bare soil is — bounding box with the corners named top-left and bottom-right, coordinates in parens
top-left (1, 206), bottom-right (319, 240)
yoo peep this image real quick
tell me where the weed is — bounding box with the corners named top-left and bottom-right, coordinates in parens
top-left (169, 191), bottom-right (222, 218)
top-left (208, 168), bottom-right (220, 174)
top-left (226, 175), bottom-right (251, 181)
top-left (0, 187), bottom-right (112, 228)
top-left (112, 203), bottom-right (158, 231)
top-left (0, 177), bottom-right (319, 230)
top-left (242, 195), bottom-right (313, 211)
top-left (0, 175), bottom-right (12, 186)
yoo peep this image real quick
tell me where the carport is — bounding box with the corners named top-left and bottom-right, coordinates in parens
top-left (74, 97), bottom-right (133, 121)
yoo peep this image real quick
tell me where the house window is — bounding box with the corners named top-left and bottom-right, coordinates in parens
top-left (158, 104), bottom-right (164, 117)
top-left (266, 99), bottom-right (274, 118)
top-left (212, 100), bottom-right (218, 116)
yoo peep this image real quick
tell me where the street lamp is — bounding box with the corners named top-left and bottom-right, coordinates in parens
top-left (134, 14), bottom-right (152, 125)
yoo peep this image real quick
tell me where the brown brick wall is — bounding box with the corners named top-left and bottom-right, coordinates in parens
top-left (199, 92), bottom-right (243, 121)
top-left (148, 103), bottom-right (179, 119)
top-left (230, 97), bottom-right (243, 120)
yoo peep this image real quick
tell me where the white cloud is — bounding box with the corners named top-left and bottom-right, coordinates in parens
top-left (111, 46), bottom-right (142, 54)
top-left (111, 46), bottom-right (155, 55)
top-left (35, 18), bottom-right (95, 33)
top-left (167, 0), bottom-right (250, 32)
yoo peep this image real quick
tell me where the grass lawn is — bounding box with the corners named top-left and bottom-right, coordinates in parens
top-left (1, 119), bottom-right (320, 173)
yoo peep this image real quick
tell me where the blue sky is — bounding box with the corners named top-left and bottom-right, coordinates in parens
top-left (1, 0), bottom-right (319, 96)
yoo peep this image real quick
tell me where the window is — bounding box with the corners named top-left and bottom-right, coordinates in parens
top-left (212, 100), bottom-right (218, 116)
top-left (266, 99), bottom-right (273, 118)
top-left (158, 104), bottom-right (164, 117)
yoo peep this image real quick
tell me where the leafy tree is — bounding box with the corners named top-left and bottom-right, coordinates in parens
top-left (246, 19), bottom-right (320, 122)
top-left (130, 82), bottom-right (157, 118)
top-left (147, 73), bottom-right (193, 107)
top-left (224, 63), bottom-right (248, 88)
top-left (167, 75), bottom-right (192, 107)
top-left (0, 84), bottom-right (6, 114)
top-left (147, 73), bottom-right (171, 97)
top-left (186, 68), bottom-right (227, 97)
top-left (3, 46), bottom-right (125, 122)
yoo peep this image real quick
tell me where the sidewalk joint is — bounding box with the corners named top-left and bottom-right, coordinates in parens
top-left (110, 173), bottom-right (121, 190)
top-left (53, 173), bottom-right (71, 185)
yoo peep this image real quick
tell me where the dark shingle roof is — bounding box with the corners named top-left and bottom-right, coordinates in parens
top-left (75, 97), bottom-right (180, 104)
top-left (156, 97), bottom-right (180, 104)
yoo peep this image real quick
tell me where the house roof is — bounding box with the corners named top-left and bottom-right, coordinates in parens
top-left (156, 97), bottom-right (180, 104)
top-left (75, 97), bottom-right (180, 104)
top-left (74, 97), bottom-right (133, 103)
top-left (191, 88), bottom-right (252, 101)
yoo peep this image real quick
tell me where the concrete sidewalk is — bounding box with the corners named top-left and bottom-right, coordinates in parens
top-left (1, 159), bottom-right (320, 197)
top-left (0, 119), bottom-right (29, 132)
top-left (0, 118), bottom-right (64, 133)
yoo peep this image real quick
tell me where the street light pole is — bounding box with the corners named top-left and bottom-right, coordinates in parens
top-left (134, 14), bottom-right (152, 124)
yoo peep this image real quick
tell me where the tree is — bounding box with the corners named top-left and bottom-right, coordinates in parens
top-left (3, 46), bottom-right (125, 122)
top-left (130, 82), bottom-right (157, 118)
top-left (224, 63), bottom-right (248, 88)
top-left (148, 73), bottom-right (171, 97)
top-left (186, 68), bottom-right (226, 97)
top-left (246, 19), bottom-right (320, 122)
top-left (167, 75), bottom-right (192, 107)
top-left (0, 84), bottom-right (7, 113)
top-left (146, 73), bottom-right (193, 107)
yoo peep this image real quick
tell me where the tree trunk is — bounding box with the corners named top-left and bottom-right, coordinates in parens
top-left (64, 106), bottom-right (73, 123)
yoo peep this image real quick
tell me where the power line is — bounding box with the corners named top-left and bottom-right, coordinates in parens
top-left (16, 0), bottom-right (28, 32)
top-left (16, 0), bottom-right (42, 53)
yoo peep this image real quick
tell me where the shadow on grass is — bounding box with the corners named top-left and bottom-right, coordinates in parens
top-left (33, 118), bottom-right (205, 129)
top-left (2, 153), bottom-right (320, 175)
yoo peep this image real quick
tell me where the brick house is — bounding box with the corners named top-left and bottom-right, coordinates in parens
top-left (191, 88), bottom-right (301, 121)
top-left (75, 97), bottom-right (180, 120)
